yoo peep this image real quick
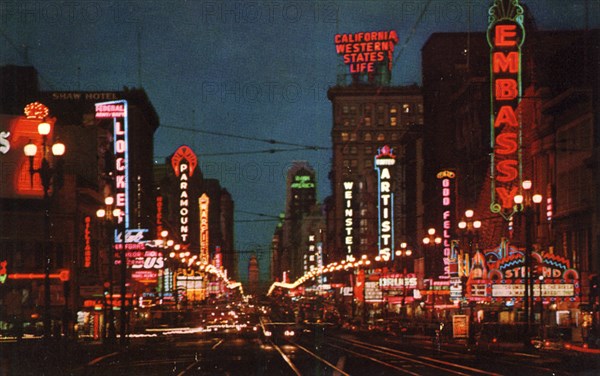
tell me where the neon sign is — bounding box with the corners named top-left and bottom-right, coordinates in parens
top-left (343, 181), bottom-right (355, 261)
top-left (437, 170), bottom-right (456, 279)
top-left (290, 175), bottom-right (315, 189)
top-left (375, 145), bottom-right (395, 261)
top-left (84, 216), bottom-right (91, 268)
top-left (487, 0), bottom-right (525, 220)
top-left (199, 193), bottom-right (210, 264)
top-left (95, 100), bottom-right (129, 227)
top-left (334, 31), bottom-right (399, 74)
top-left (171, 146), bottom-right (198, 245)
top-left (0, 131), bottom-right (10, 154)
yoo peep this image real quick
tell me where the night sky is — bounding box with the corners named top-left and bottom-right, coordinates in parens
top-left (1, 0), bottom-right (597, 284)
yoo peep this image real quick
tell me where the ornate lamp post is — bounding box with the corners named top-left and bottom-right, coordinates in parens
top-left (395, 243), bottom-right (413, 317)
top-left (422, 228), bottom-right (442, 277)
top-left (96, 197), bottom-right (120, 343)
top-left (23, 118), bottom-right (66, 341)
top-left (514, 180), bottom-right (543, 337)
top-left (458, 210), bottom-right (482, 255)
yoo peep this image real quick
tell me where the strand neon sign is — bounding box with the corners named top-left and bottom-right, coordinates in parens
top-left (487, 0), bottom-right (525, 220)
top-left (375, 145), bottom-right (395, 261)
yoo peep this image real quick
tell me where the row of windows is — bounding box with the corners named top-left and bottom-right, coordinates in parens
top-left (339, 131), bottom-right (404, 143)
top-left (341, 103), bottom-right (423, 116)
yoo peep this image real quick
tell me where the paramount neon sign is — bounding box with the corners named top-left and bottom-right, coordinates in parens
top-left (487, 0), bottom-right (525, 220)
top-left (375, 145), bottom-right (395, 261)
top-left (171, 145), bottom-right (198, 245)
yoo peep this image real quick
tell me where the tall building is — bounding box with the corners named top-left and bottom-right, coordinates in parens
top-left (0, 65), bottom-right (159, 337)
top-left (326, 84), bottom-right (424, 264)
top-left (280, 162), bottom-right (318, 280)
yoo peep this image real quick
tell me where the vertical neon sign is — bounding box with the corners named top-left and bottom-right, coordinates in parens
top-left (343, 181), bottom-right (355, 262)
top-left (487, 0), bottom-right (525, 220)
top-left (199, 193), bottom-right (210, 264)
top-left (374, 145), bottom-right (395, 261)
top-left (95, 100), bottom-right (129, 227)
top-left (171, 145), bottom-right (198, 247)
top-left (437, 170), bottom-right (456, 278)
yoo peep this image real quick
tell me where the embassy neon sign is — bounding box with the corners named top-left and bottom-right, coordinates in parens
top-left (375, 145), bottom-right (395, 261)
top-left (334, 31), bottom-right (399, 74)
top-left (171, 145), bottom-right (198, 245)
top-left (343, 181), bottom-right (355, 262)
top-left (95, 100), bottom-right (129, 227)
top-left (487, 0), bottom-right (525, 220)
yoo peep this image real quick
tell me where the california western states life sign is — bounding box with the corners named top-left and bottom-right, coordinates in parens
top-left (334, 31), bottom-right (398, 74)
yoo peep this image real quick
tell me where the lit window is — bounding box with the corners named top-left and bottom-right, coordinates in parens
top-left (341, 132), bottom-right (349, 142)
top-left (377, 133), bottom-right (385, 141)
top-left (350, 132), bottom-right (357, 141)
top-left (390, 105), bottom-right (398, 114)
top-left (390, 116), bottom-right (398, 127)
top-left (364, 117), bottom-right (372, 126)
top-left (403, 103), bottom-right (411, 113)
top-left (364, 133), bottom-right (372, 141)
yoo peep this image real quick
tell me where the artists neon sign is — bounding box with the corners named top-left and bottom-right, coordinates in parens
top-left (334, 31), bottom-right (398, 74)
top-left (375, 145), bottom-right (395, 261)
top-left (171, 145), bottom-right (198, 245)
top-left (95, 100), bottom-right (129, 227)
top-left (487, 0), bottom-right (525, 220)
top-left (343, 181), bottom-right (354, 261)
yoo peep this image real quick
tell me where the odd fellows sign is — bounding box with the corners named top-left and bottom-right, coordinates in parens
top-left (171, 145), bottom-right (198, 247)
top-left (343, 180), bottom-right (355, 262)
top-left (95, 100), bottom-right (128, 227)
top-left (487, 0), bottom-right (525, 220)
top-left (374, 145), bottom-right (395, 261)
top-left (437, 170), bottom-right (456, 279)
top-left (334, 31), bottom-right (399, 74)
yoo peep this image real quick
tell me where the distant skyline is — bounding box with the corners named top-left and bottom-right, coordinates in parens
top-left (1, 0), bottom-right (598, 284)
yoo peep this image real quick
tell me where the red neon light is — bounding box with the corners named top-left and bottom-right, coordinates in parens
top-left (171, 145), bottom-right (198, 177)
top-left (84, 216), bottom-right (92, 268)
top-left (9, 269), bottom-right (70, 282)
top-left (334, 31), bottom-right (398, 74)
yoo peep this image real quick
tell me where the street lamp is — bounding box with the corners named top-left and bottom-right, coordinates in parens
top-left (395, 243), bottom-right (413, 317)
top-left (422, 228), bottom-right (442, 277)
top-left (513, 179), bottom-right (543, 338)
top-left (458, 210), bottom-right (482, 255)
top-left (24, 118), bottom-right (66, 341)
top-left (96, 196), bottom-right (120, 343)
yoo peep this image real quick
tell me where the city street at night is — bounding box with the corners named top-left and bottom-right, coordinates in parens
top-left (1, 0), bottom-right (600, 375)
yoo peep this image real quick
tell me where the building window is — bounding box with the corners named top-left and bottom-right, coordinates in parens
top-left (377, 133), bottom-right (385, 141)
top-left (403, 103), bottom-right (411, 113)
top-left (341, 132), bottom-right (349, 142)
top-left (364, 117), bottom-right (372, 126)
top-left (343, 119), bottom-right (350, 127)
top-left (365, 159), bottom-right (373, 169)
top-left (391, 133), bottom-right (399, 141)
top-left (350, 132), bottom-right (357, 141)
top-left (365, 146), bottom-right (373, 155)
top-left (390, 116), bottom-right (398, 127)
top-left (350, 159), bottom-right (358, 168)
top-left (364, 133), bottom-right (372, 142)
top-left (349, 105), bottom-right (357, 115)
top-left (390, 105), bottom-right (398, 114)
top-left (342, 105), bottom-right (349, 114)
top-left (343, 159), bottom-right (350, 168)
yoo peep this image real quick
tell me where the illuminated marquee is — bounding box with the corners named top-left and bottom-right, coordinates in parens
top-left (95, 100), bottom-right (129, 227)
top-left (343, 181), bottom-right (355, 261)
top-left (374, 145), bottom-right (395, 261)
top-left (334, 30), bottom-right (399, 74)
top-left (487, 0), bottom-right (525, 220)
top-left (0, 131), bottom-right (10, 154)
top-left (199, 194), bottom-right (210, 264)
top-left (437, 170), bottom-right (456, 279)
top-left (171, 145), bottom-right (198, 245)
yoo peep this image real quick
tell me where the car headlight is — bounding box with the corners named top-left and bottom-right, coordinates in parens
top-left (284, 330), bottom-right (295, 337)
top-left (264, 330), bottom-right (272, 337)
